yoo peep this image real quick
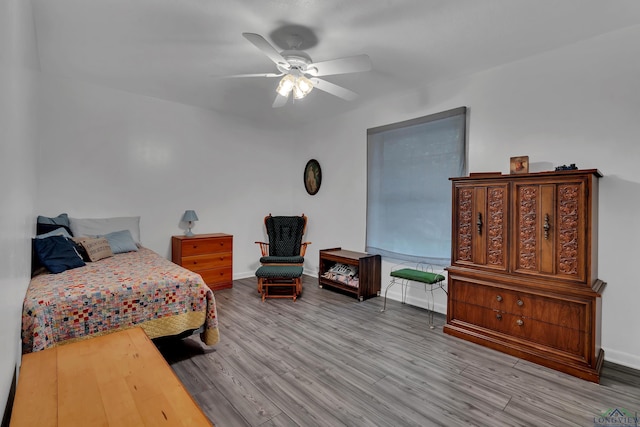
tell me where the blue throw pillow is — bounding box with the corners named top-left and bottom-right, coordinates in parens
top-left (37, 213), bottom-right (70, 227)
top-left (35, 227), bottom-right (72, 240)
top-left (37, 213), bottom-right (73, 237)
top-left (33, 235), bottom-right (85, 274)
top-left (101, 229), bottom-right (138, 254)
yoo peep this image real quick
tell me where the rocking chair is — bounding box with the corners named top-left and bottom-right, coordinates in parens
top-left (255, 214), bottom-right (311, 297)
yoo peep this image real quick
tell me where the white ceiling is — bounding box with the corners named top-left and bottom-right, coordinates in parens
top-left (31, 0), bottom-right (640, 128)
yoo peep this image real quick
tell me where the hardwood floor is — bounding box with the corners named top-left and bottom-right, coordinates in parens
top-left (157, 275), bottom-right (640, 427)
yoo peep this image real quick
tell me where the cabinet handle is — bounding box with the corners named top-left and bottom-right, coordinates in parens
top-left (543, 214), bottom-right (551, 239)
top-left (516, 319), bottom-right (524, 326)
top-left (477, 213), bottom-right (483, 235)
top-left (496, 313), bottom-right (502, 320)
top-left (517, 299), bottom-right (523, 306)
top-left (496, 295), bottom-right (503, 302)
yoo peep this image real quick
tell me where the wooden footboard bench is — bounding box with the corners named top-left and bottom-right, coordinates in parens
top-left (10, 327), bottom-right (212, 427)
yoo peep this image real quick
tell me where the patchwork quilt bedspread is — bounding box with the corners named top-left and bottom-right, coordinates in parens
top-left (22, 247), bottom-right (220, 353)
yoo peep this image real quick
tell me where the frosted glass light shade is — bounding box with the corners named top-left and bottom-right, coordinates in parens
top-left (293, 76), bottom-right (314, 99)
top-left (276, 74), bottom-right (296, 97)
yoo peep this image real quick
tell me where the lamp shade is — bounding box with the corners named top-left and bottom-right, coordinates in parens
top-left (182, 210), bottom-right (198, 222)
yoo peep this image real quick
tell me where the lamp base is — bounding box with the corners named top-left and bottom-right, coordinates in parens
top-left (185, 227), bottom-right (195, 237)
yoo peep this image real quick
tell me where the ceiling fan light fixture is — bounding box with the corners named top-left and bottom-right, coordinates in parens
top-left (276, 74), bottom-right (296, 97)
top-left (293, 75), bottom-right (314, 99)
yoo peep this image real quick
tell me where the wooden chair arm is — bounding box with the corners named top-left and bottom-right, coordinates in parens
top-left (255, 241), bottom-right (269, 257)
top-left (300, 242), bottom-right (312, 257)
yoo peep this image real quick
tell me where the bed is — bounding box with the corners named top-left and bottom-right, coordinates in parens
top-left (22, 246), bottom-right (220, 353)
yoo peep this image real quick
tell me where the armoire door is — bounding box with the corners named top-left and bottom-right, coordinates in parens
top-left (452, 182), bottom-right (509, 271)
top-left (511, 176), bottom-right (589, 284)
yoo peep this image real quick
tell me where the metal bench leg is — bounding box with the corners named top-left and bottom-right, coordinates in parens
top-left (381, 278), bottom-right (400, 312)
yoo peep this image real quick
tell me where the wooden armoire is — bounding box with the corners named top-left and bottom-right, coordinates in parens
top-left (444, 169), bottom-right (605, 382)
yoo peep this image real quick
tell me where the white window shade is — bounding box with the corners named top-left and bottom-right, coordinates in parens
top-left (366, 107), bottom-right (467, 265)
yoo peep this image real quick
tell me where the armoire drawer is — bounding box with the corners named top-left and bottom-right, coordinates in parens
top-left (451, 301), bottom-right (586, 356)
top-left (450, 279), bottom-right (586, 331)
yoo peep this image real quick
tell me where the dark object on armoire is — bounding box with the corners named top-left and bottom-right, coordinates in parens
top-left (555, 163), bottom-right (578, 171)
top-left (444, 169), bottom-right (605, 382)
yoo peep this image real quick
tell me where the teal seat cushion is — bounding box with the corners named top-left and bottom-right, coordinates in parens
top-left (390, 268), bottom-right (445, 284)
top-left (256, 266), bottom-right (304, 279)
top-left (260, 255), bottom-right (304, 264)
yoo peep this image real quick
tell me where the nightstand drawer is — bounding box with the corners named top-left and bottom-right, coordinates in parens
top-left (200, 267), bottom-right (233, 285)
top-left (181, 253), bottom-right (232, 271)
top-left (181, 237), bottom-right (232, 256)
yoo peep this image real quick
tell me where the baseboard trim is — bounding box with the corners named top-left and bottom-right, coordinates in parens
top-left (1, 367), bottom-right (16, 427)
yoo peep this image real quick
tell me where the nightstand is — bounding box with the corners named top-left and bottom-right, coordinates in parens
top-left (171, 233), bottom-right (233, 291)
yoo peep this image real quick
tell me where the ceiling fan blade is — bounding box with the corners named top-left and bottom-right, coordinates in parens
top-left (217, 72), bottom-right (284, 79)
top-left (272, 93), bottom-right (289, 108)
top-left (311, 78), bottom-right (359, 101)
top-left (242, 33), bottom-right (288, 67)
top-left (306, 54), bottom-right (372, 77)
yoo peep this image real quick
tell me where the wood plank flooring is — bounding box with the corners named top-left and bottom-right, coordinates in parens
top-left (157, 275), bottom-right (640, 427)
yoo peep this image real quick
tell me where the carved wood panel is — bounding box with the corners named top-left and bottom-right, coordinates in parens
top-left (487, 187), bottom-right (506, 266)
top-left (518, 186), bottom-right (538, 270)
top-left (557, 184), bottom-right (580, 276)
top-left (457, 188), bottom-right (473, 261)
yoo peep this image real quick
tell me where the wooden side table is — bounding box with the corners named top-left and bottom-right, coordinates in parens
top-left (318, 248), bottom-right (381, 301)
top-left (172, 233), bottom-right (233, 291)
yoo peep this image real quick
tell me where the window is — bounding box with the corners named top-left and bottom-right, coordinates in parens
top-left (366, 107), bottom-right (467, 265)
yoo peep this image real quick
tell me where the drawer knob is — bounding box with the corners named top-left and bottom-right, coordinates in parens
top-left (516, 319), bottom-right (524, 326)
top-left (517, 299), bottom-right (523, 306)
top-left (496, 313), bottom-right (502, 320)
top-left (496, 295), bottom-right (503, 302)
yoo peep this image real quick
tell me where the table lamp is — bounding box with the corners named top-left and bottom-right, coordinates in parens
top-left (182, 210), bottom-right (199, 236)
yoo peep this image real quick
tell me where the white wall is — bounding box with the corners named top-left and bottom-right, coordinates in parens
top-left (17, 17), bottom-right (640, 418)
top-left (37, 76), bottom-right (298, 277)
top-left (297, 24), bottom-right (640, 369)
top-left (0, 0), bottom-right (39, 419)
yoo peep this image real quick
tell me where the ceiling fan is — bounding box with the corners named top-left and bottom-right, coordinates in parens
top-left (228, 32), bottom-right (372, 108)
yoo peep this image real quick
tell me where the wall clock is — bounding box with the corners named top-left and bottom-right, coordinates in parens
top-left (304, 159), bottom-right (322, 195)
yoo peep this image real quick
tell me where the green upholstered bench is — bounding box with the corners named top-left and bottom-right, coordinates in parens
top-left (390, 268), bottom-right (445, 284)
top-left (255, 265), bottom-right (303, 301)
top-left (381, 265), bottom-right (447, 328)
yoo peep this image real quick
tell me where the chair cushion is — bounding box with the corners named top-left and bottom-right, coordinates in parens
top-left (256, 266), bottom-right (304, 279)
top-left (390, 268), bottom-right (445, 284)
top-left (260, 256), bottom-right (304, 264)
top-left (265, 216), bottom-right (305, 257)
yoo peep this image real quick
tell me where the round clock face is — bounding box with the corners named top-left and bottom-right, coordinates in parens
top-left (304, 159), bottom-right (322, 195)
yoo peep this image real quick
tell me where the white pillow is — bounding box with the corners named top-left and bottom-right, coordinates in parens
top-left (69, 216), bottom-right (141, 245)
